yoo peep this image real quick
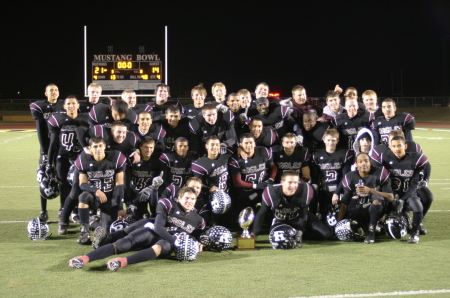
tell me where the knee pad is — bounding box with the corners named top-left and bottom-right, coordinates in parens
top-left (114, 237), bottom-right (133, 254)
top-left (79, 192), bottom-right (95, 205)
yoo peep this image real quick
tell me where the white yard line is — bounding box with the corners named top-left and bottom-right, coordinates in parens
top-left (292, 289), bottom-right (450, 298)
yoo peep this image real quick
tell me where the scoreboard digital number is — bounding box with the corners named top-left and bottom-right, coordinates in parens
top-left (91, 54), bottom-right (162, 91)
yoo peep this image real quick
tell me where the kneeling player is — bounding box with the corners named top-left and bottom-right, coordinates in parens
top-left (251, 170), bottom-right (331, 247)
top-left (337, 153), bottom-right (394, 244)
top-left (68, 187), bottom-right (205, 271)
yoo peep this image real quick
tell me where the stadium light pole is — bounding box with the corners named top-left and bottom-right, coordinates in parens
top-left (165, 26), bottom-right (168, 85)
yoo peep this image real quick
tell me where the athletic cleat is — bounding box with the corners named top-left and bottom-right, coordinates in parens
top-left (71, 213), bottom-right (80, 224)
top-left (364, 225), bottom-right (376, 244)
top-left (418, 223), bottom-right (427, 235)
top-left (77, 232), bottom-right (91, 245)
top-left (58, 208), bottom-right (63, 219)
top-left (68, 257), bottom-right (84, 269)
top-left (39, 211), bottom-right (49, 222)
top-left (107, 259), bottom-right (122, 272)
top-left (92, 226), bottom-right (107, 249)
top-left (58, 222), bottom-right (68, 235)
top-left (407, 231), bottom-right (420, 244)
top-left (295, 231), bottom-right (303, 249)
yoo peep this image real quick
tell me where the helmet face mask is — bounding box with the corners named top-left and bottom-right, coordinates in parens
top-left (269, 224), bottom-right (298, 249)
top-left (326, 204), bottom-right (340, 227)
top-left (27, 217), bottom-right (50, 241)
top-left (210, 190), bottom-right (231, 214)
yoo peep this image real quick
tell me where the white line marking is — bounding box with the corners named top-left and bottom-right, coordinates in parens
top-left (416, 128), bottom-right (450, 132)
top-left (292, 289), bottom-right (450, 298)
top-left (0, 186), bottom-right (38, 188)
top-left (0, 133), bottom-right (34, 144)
top-left (428, 210), bottom-right (450, 212)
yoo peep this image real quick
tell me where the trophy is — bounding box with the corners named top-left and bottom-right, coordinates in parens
top-left (236, 207), bottom-right (257, 250)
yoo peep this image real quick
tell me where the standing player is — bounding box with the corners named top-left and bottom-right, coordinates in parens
top-left (74, 136), bottom-right (127, 244)
top-left (144, 83), bottom-right (182, 122)
top-left (69, 187), bottom-right (205, 272)
top-left (89, 99), bottom-right (138, 131)
top-left (251, 171), bottom-right (331, 246)
top-left (29, 83), bottom-right (64, 221)
top-left (159, 106), bottom-right (192, 151)
top-left (372, 98), bottom-right (415, 144)
top-left (212, 82), bottom-right (227, 104)
top-left (300, 111), bottom-right (330, 152)
top-left (311, 128), bottom-right (354, 220)
top-left (184, 84), bottom-right (207, 120)
top-left (80, 83), bottom-right (111, 113)
top-left (379, 136), bottom-right (430, 243)
top-left (321, 90), bottom-right (344, 123)
top-left (47, 96), bottom-right (89, 217)
top-left (246, 118), bottom-right (278, 148)
top-left (361, 90), bottom-right (382, 118)
top-left (337, 153), bottom-right (394, 244)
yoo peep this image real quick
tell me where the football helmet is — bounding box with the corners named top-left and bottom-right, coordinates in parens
top-left (40, 176), bottom-right (60, 200)
top-left (200, 226), bottom-right (233, 252)
top-left (269, 224), bottom-right (299, 249)
top-left (335, 219), bottom-right (365, 241)
top-left (326, 204), bottom-right (340, 227)
top-left (109, 219), bottom-right (130, 233)
top-left (385, 214), bottom-right (408, 239)
top-left (67, 164), bottom-right (76, 186)
top-left (36, 168), bottom-right (46, 183)
top-left (174, 233), bottom-right (200, 262)
top-left (210, 190), bottom-right (231, 214)
top-left (27, 217), bottom-right (50, 241)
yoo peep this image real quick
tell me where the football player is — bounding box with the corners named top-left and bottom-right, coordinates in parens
top-left (300, 110), bottom-right (330, 152)
top-left (378, 136), bottom-right (431, 242)
top-left (159, 137), bottom-right (198, 190)
top-left (362, 90), bottom-right (382, 118)
top-left (229, 134), bottom-right (277, 212)
top-left (89, 99), bottom-right (138, 131)
top-left (189, 102), bottom-right (236, 155)
top-left (73, 136), bottom-right (127, 244)
top-left (332, 98), bottom-right (375, 149)
top-left (68, 187), bottom-right (205, 272)
top-left (311, 128), bottom-right (354, 221)
top-left (337, 153), bottom-right (394, 244)
top-left (321, 90), bottom-right (344, 123)
top-left (251, 170), bottom-right (331, 247)
top-left (158, 106), bottom-right (192, 151)
top-left (47, 95), bottom-right (89, 223)
top-left (29, 83), bottom-right (64, 221)
top-left (246, 118), bottom-right (278, 148)
top-left (212, 82), bottom-right (227, 104)
top-left (144, 83), bottom-right (183, 122)
top-left (279, 85), bottom-right (325, 120)
top-left (191, 136), bottom-right (233, 192)
top-left (80, 83), bottom-right (111, 113)
top-left (184, 84), bottom-right (207, 120)
top-left (371, 98), bottom-right (415, 144)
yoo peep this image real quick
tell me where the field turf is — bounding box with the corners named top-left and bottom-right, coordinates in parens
top-left (0, 127), bottom-right (449, 298)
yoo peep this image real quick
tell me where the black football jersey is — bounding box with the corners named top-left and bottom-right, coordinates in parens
top-left (128, 155), bottom-right (161, 193)
top-left (332, 110), bottom-right (375, 149)
top-left (161, 118), bottom-right (192, 151)
top-left (75, 150), bottom-right (127, 193)
top-left (30, 100), bottom-right (65, 152)
top-left (380, 151), bottom-right (428, 198)
top-left (89, 103), bottom-right (138, 130)
top-left (371, 113), bottom-right (415, 144)
top-left (229, 146), bottom-right (273, 185)
top-left (191, 149), bottom-right (233, 190)
top-left (144, 100), bottom-right (183, 122)
top-left (262, 183), bottom-right (314, 220)
top-left (183, 104), bottom-right (202, 120)
top-left (189, 110), bottom-right (237, 153)
top-left (312, 148), bottom-right (354, 191)
top-left (248, 105), bottom-right (294, 136)
top-left (271, 145), bottom-right (311, 182)
top-left (47, 113), bottom-right (89, 156)
top-left (86, 125), bottom-right (138, 158)
top-left (370, 141), bottom-right (422, 166)
top-left (301, 121), bottom-right (330, 152)
top-left (160, 185), bottom-right (210, 220)
top-left (341, 167), bottom-right (392, 205)
top-left (159, 151), bottom-right (198, 188)
top-left (157, 198), bottom-right (206, 235)
top-left (79, 98), bottom-right (111, 113)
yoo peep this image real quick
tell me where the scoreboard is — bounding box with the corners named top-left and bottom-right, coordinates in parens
top-left (91, 54), bottom-right (162, 91)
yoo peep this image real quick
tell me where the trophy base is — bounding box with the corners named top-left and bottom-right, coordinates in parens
top-left (235, 236), bottom-right (257, 251)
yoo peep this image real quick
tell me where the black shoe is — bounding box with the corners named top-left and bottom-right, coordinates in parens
top-left (58, 208), bottom-right (63, 219)
top-left (92, 226), bottom-right (107, 249)
top-left (77, 224), bottom-right (91, 245)
top-left (295, 231), bottom-right (303, 249)
top-left (107, 260), bottom-right (121, 272)
top-left (419, 224), bottom-right (427, 235)
top-left (364, 225), bottom-right (376, 244)
top-left (39, 211), bottom-right (49, 222)
top-left (68, 257), bottom-right (84, 269)
top-left (58, 222), bottom-right (68, 235)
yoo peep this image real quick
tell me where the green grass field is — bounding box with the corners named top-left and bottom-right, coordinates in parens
top-left (0, 127), bottom-right (449, 298)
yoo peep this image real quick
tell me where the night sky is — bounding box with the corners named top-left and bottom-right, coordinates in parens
top-left (2, 1), bottom-right (450, 99)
